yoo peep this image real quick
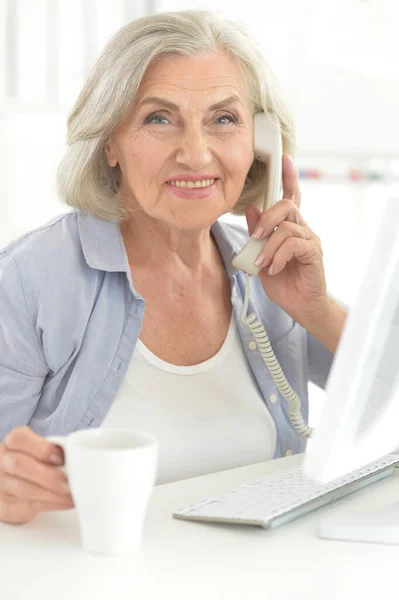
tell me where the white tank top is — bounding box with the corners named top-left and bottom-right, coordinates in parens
top-left (101, 313), bottom-right (277, 485)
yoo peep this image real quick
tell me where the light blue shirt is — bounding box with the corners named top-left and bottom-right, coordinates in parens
top-left (0, 210), bottom-right (336, 458)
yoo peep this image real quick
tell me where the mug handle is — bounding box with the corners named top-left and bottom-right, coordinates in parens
top-left (46, 435), bottom-right (68, 475)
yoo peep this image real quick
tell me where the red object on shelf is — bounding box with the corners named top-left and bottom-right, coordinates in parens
top-left (306, 170), bottom-right (322, 179)
top-left (349, 170), bottom-right (363, 181)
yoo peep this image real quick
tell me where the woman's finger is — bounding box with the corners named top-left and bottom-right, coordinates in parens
top-left (33, 500), bottom-right (75, 513)
top-left (267, 237), bottom-right (323, 276)
top-left (0, 473), bottom-right (73, 504)
top-left (0, 451), bottom-right (71, 496)
top-left (282, 154), bottom-right (301, 209)
top-left (0, 492), bottom-right (73, 525)
top-left (252, 199), bottom-right (306, 240)
top-left (4, 426), bottom-right (64, 466)
top-left (254, 221), bottom-right (313, 269)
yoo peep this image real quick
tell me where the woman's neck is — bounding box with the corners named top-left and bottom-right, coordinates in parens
top-left (120, 217), bottom-right (222, 279)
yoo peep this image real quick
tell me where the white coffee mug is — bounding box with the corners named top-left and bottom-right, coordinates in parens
top-left (47, 428), bottom-right (159, 556)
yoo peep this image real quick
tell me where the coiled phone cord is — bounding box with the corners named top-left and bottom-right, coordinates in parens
top-left (241, 272), bottom-right (313, 439)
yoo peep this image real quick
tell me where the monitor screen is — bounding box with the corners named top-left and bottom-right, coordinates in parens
top-left (304, 196), bottom-right (399, 482)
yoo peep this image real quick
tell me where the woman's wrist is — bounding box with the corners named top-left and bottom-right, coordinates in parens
top-left (300, 297), bottom-right (348, 354)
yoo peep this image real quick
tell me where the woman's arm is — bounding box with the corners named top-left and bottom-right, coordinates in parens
top-left (304, 295), bottom-right (349, 390)
top-left (0, 251), bottom-right (49, 440)
top-left (300, 296), bottom-right (348, 354)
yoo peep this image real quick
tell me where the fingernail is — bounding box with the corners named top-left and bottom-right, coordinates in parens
top-left (49, 452), bottom-right (63, 466)
top-left (254, 255), bottom-right (265, 268)
top-left (286, 154), bottom-right (296, 173)
top-left (253, 227), bottom-right (264, 239)
top-left (59, 481), bottom-right (71, 494)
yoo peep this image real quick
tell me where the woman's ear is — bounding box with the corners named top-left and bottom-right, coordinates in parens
top-left (105, 139), bottom-right (118, 168)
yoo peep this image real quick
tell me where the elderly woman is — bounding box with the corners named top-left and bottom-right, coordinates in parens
top-left (0, 10), bottom-right (346, 524)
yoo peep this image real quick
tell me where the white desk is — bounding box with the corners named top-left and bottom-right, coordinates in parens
top-left (1, 453), bottom-right (399, 600)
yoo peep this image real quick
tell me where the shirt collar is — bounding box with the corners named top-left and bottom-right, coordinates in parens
top-left (77, 210), bottom-right (240, 281)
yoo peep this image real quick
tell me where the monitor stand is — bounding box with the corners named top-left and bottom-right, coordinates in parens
top-left (319, 501), bottom-right (399, 544)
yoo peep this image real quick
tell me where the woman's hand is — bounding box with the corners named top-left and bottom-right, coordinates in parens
top-left (0, 426), bottom-right (74, 524)
top-left (244, 154), bottom-right (329, 326)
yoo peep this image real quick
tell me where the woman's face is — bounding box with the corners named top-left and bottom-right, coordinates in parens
top-left (106, 50), bottom-right (254, 230)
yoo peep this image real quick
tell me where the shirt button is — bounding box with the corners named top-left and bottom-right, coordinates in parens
top-left (269, 393), bottom-right (277, 403)
top-left (248, 341), bottom-right (257, 350)
top-left (285, 449), bottom-right (293, 456)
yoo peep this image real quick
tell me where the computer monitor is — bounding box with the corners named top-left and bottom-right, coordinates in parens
top-left (302, 196), bottom-right (399, 544)
top-left (304, 195), bottom-right (399, 483)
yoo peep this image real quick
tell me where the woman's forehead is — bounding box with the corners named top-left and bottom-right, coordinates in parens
top-left (138, 51), bottom-right (247, 93)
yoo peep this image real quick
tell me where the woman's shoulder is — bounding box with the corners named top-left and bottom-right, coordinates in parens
top-left (0, 210), bottom-right (99, 305)
top-left (0, 210), bottom-right (112, 371)
top-left (1, 210), bottom-right (81, 264)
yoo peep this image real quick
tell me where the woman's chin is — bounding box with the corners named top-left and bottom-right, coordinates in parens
top-left (161, 208), bottom-right (225, 231)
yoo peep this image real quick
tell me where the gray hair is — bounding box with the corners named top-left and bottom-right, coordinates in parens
top-left (57, 9), bottom-right (296, 223)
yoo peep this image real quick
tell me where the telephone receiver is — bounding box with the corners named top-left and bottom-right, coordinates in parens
top-left (229, 113), bottom-right (311, 438)
top-left (232, 111), bottom-right (282, 276)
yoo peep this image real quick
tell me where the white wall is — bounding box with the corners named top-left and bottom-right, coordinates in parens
top-left (156, 0), bottom-right (399, 156)
top-left (0, 0), bottom-right (152, 245)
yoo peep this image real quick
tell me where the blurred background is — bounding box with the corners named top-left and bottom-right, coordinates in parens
top-left (1, 0), bottom-right (398, 428)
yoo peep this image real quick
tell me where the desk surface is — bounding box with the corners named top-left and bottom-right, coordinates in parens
top-left (1, 453), bottom-right (398, 600)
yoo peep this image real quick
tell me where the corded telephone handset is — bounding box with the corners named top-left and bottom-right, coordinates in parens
top-left (232, 111), bottom-right (282, 275)
top-left (232, 112), bottom-right (312, 438)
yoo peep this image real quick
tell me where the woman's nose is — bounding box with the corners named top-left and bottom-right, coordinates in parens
top-left (175, 126), bottom-right (212, 168)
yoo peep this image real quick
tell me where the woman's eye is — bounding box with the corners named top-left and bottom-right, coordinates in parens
top-left (216, 113), bottom-right (237, 125)
top-left (144, 112), bottom-right (237, 125)
top-left (145, 114), bottom-right (169, 125)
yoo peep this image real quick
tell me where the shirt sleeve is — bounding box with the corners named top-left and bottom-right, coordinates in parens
top-left (0, 251), bottom-right (49, 441)
top-left (307, 330), bottom-right (335, 389)
top-left (307, 296), bottom-right (350, 390)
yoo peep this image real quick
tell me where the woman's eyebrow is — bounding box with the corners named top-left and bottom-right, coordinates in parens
top-left (139, 94), bottom-right (242, 111)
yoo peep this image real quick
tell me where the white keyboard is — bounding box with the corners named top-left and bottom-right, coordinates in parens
top-left (173, 454), bottom-right (399, 529)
